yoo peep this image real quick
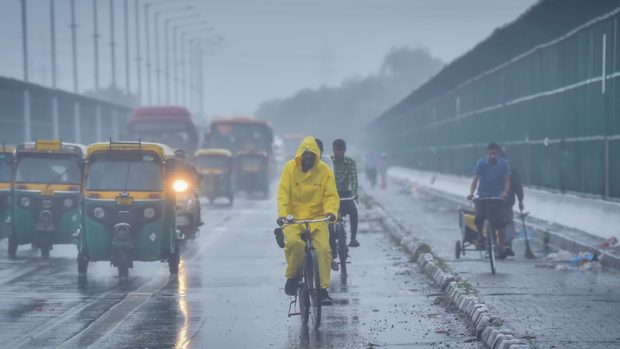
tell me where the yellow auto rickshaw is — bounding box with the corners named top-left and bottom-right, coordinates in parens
top-left (10, 140), bottom-right (85, 258)
top-left (235, 149), bottom-right (270, 195)
top-left (77, 141), bottom-right (180, 280)
top-left (0, 144), bottom-right (15, 240)
top-left (195, 149), bottom-right (233, 204)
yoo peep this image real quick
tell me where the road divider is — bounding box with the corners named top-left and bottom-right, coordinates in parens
top-left (362, 191), bottom-right (533, 349)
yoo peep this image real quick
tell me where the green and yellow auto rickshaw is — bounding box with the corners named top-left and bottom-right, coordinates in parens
top-left (195, 148), bottom-right (233, 204)
top-left (10, 140), bottom-right (85, 258)
top-left (0, 145), bottom-right (15, 240)
top-left (234, 150), bottom-right (270, 195)
top-left (77, 141), bottom-right (179, 280)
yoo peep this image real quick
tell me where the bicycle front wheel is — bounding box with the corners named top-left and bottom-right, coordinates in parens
top-left (337, 224), bottom-right (348, 281)
top-left (308, 249), bottom-right (322, 329)
top-left (485, 220), bottom-right (496, 275)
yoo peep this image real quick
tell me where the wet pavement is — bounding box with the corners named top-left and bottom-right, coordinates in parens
top-left (0, 192), bottom-right (481, 348)
top-left (368, 181), bottom-right (620, 349)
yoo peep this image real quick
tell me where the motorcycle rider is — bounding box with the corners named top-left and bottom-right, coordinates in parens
top-left (174, 149), bottom-right (203, 227)
top-left (277, 137), bottom-right (339, 302)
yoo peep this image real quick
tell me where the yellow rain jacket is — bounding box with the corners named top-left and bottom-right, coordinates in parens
top-left (277, 137), bottom-right (339, 288)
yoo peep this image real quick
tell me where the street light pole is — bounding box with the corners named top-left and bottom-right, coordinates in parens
top-left (93, 0), bottom-right (100, 90)
top-left (135, 0), bottom-right (142, 104)
top-left (20, 0), bottom-right (29, 82)
top-left (50, 0), bottom-right (57, 88)
top-left (70, 0), bottom-right (78, 93)
top-left (109, 0), bottom-right (117, 88)
top-left (124, 0), bottom-right (130, 94)
top-left (164, 14), bottom-right (198, 104)
top-left (177, 23), bottom-right (211, 106)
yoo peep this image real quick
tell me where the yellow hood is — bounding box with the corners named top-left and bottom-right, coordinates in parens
top-left (294, 136), bottom-right (320, 169)
top-left (277, 137), bottom-right (339, 220)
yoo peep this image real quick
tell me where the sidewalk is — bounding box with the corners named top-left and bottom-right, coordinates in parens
top-left (387, 167), bottom-right (620, 270)
top-left (364, 177), bottom-right (620, 349)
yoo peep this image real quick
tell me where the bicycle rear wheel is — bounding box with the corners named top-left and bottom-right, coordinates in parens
top-left (308, 250), bottom-right (322, 329)
top-left (485, 220), bottom-right (496, 274)
top-left (337, 224), bottom-right (348, 281)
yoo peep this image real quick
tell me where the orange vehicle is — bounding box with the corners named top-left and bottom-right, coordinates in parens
top-left (205, 117), bottom-right (273, 156)
top-left (128, 106), bottom-right (199, 156)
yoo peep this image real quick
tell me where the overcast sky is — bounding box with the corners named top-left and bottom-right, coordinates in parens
top-left (0, 0), bottom-right (536, 118)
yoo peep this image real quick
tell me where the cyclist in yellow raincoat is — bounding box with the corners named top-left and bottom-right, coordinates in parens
top-left (277, 136), bottom-right (339, 301)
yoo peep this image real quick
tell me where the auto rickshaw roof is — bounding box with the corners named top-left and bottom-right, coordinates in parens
top-left (1, 144), bottom-right (15, 154)
top-left (195, 148), bottom-right (233, 157)
top-left (86, 141), bottom-right (175, 160)
top-left (211, 117), bottom-right (269, 126)
top-left (236, 149), bottom-right (268, 157)
top-left (16, 140), bottom-right (85, 156)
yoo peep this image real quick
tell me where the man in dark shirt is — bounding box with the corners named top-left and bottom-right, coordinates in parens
top-left (467, 142), bottom-right (511, 257)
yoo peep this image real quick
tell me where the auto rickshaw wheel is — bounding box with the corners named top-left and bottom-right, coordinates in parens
top-left (168, 249), bottom-right (180, 275)
top-left (8, 237), bottom-right (17, 258)
top-left (116, 250), bottom-right (130, 279)
top-left (77, 252), bottom-right (88, 275)
top-left (40, 244), bottom-right (51, 259)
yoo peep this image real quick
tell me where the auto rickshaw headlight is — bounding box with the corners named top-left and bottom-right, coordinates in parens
top-left (20, 196), bottom-right (31, 208)
top-left (93, 206), bottom-right (105, 219)
top-left (173, 179), bottom-right (189, 193)
top-left (63, 198), bottom-right (74, 208)
top-left (143, 207), bottom-right (156, 219)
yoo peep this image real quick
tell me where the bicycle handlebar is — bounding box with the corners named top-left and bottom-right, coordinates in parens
top-left (282, 216), bottom-right (332, 225)
top-left (340, 197), bottom-right (356, 201)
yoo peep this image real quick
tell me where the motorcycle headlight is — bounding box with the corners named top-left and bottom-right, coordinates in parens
top-left (93, 206), bottom-right (105, 219)
top-left (20, 196), bottom-right (31, 208)
top-left (63, 198), bottom-right (74, 208)
top-left (173, 179), bottom-right (189, 193)
top-left (144, 207), bottom-right (155, 219)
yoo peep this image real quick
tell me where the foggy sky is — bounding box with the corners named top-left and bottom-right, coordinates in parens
top-left (0, 0), bottom-right (536, 119)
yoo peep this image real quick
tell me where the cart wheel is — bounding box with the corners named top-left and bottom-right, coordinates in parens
top-left (455, 240), bottom-right (461, 259)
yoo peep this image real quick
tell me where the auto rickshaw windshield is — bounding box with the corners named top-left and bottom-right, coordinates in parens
top-left (239, 155), bottom-right (265, 172)
top-left (196, 155), bottom-right (229, 171)
top-left (15, 154), bottom-right (81, 184)
top-left (86, 153), bottom-right (163, 191)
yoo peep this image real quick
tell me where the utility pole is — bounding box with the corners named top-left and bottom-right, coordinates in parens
top-left (21, 0), bottom-right (29, 82)
top-left (124, 0), bottom-right (130, 94)
top-left (144, 3), bottom-right (152, 104)
top-left (135, 0), bottom-right (142, 104)
top-left (70, 0), bottom-right (78, 93)
top-left (50, 0), bottom-right (57, 88)
top-left (93, 0), bottom-right (100, 90)
top-left (110, 0), bottom-right (117, 88)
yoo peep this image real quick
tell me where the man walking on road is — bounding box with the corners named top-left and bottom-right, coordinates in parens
top-left (499, 148), bottom-right (524, 257)
top-left (467, 142), bottom-right (511, 258)
top-left (277, 137), bottom-right (339, 301)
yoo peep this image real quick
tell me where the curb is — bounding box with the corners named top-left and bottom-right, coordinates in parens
top-left (368, 195), bottom-right (533, 349)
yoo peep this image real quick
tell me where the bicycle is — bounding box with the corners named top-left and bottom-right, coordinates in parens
top-left (332, 197), bottom-right (355, 281)
top-left (471, 197), bottom-right (506, 274)
top-left (280, 216), bottom-right (331, 329)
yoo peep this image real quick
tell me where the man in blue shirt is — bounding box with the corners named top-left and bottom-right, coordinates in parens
top-left (467, 142), bottom-right (511, 258)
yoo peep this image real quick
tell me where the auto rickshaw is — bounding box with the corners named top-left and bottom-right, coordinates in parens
top-left (77, 141), bottom-right (180, 279)
top-left (0, 144), bottom-right (15, 240)
top-left (235, 150), bottom-right (270, 195)
top-left (195, 149), bottom-right (233, 204)
top-left (10, 140), bottom-right (85, 258)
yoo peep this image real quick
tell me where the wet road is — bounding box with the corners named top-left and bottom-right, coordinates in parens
top-left (0, 193), bottom-right (481, 348)
top-left (369, 180), bottom-right (620, 349)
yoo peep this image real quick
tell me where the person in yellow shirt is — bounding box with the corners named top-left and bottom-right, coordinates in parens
top-left (277, 136), bottom-right (339, 302)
